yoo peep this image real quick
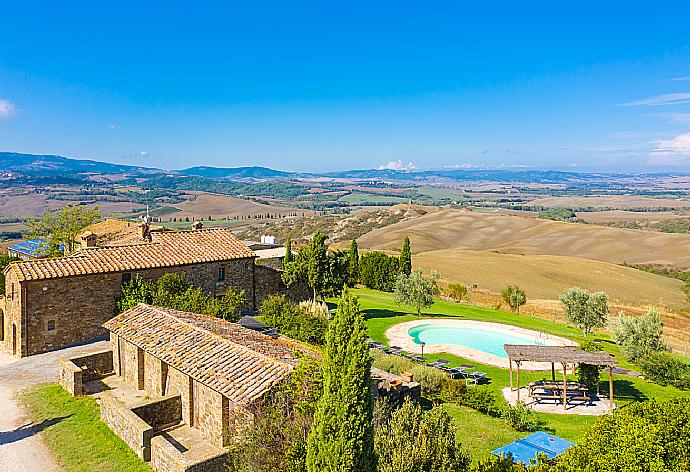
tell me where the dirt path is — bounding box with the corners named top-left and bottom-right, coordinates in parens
top-left (0, 341), bottom-right (109, 472)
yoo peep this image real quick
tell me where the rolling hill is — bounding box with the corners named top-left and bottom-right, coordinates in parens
top-left (356, 208), bottom-right (690, 268)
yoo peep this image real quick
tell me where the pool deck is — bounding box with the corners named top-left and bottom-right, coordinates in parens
top-left (385, 319), bottom-right (577, 371)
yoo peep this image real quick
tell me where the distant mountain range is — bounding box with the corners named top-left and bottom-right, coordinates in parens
top-left (0, 152), bottom-right (160, 175)
top-left (179, 165), bottom-right (293, 179)
top-left (1, 151), bottom-right (684, 184)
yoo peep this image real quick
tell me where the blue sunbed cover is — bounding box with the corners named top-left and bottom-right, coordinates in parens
top-left (491, 431), bottom-right (573, 464)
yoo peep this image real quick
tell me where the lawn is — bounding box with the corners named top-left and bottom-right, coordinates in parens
top-left (21, 384), bottom-right (151, 472)
top-left (348, 287), bottom-right (690, 460)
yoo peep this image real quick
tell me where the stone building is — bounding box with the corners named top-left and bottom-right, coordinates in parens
top-left (1, 227), bottom-right (305, 358)
top-left (60, 303), bottom-right (308, 471)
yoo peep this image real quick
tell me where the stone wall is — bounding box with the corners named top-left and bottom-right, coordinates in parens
top-left (1, 269), bottom-right (24, 356)
top-left (150, 434), bottom-right (231, 472)
top-left (144, 351), bottom-right (165, 397)
top-left (3, 257), bottom-right (256, 358)
top-left (100, 391), bottom-right (154, 461)
top-left (194, 381), bottom-right (229, 448)
top-left (59, 349), bottom-right (114, 396)
top-left (131, 395), bottom-right (182, 432)
top-left (165, 366), bottom-right (193, 426)
top-left (253, 265), bottom-right (309, 307)
top-left (122, 341), bottom-right (144, 390)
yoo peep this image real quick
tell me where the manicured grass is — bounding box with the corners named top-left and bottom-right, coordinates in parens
top-left (444, 404), bottom-right (524, 463)
top-left (21, 384), bottom-right (151, 472)
top-left (345, 287), bottom-right (690, 461)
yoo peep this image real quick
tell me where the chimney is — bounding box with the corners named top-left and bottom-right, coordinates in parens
top-left (80, 232), bottom-right (97, 249)
top-left (140, 207), bottom-right (153, 242)
top-left (191, 221), bottom-right (203, 230)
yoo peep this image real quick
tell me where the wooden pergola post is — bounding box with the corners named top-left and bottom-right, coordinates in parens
top-left (551, 362), bottom-right (555, 382)
top-left (516, 361), bottom-right (521, 402)
top-left (562, 363), bottom-right (568, 411)
top-left (509, 358), bottom-right (513, 391)
top-left (609, 366), bottom-right (614, 413)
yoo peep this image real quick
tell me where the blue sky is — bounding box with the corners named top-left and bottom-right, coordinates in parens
top-left (1, 1), bottom-right (690, 172)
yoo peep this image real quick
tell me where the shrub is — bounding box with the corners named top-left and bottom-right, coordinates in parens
top-left (557, 398), bottom-right (690, 470)
top-left (610, 310), bottom-right (668, 362)
top-left (639, 351), bottom-right (690, 390)
top-left (577, 340), bottom-right (604, 392)
top-left (359, 251), bottom-right (399, 291)
top-left (446, 283), bottom-right (468, 302)
top-left (502, 401), bottom-right (541, 432)
top-left (459, 387), bottom-right (502, 417)
top-left (260, 294), bottom-right (329, 345)
top-left (116, 273), bottom-right (245, 322)
top-left (374, 399), bottom-right (471, 472)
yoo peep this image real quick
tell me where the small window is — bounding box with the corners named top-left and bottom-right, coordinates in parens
top-left (47, 320), bottom-right (56, 331)
top-left (121, 273), bottom-right (132, 285)
top-left (217, 267), bottom-right (226, 282)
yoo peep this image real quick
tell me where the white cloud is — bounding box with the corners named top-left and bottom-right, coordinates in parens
top-left (651, 112), bottom-right (690, 125)
top-left (672, 76), bottom-right (690, 81)
top-left (108, 123), bottom-right (120, 129)
top-left (377, 159), bottom-right (417, 171)
top-left (0, 99), bottom-right (15, 119)
top-left (623, 92), bottom-right (690, 106)
top-left (139, 150), bottom-right (149, 157)
top-left (649, 132), bottom-right (690, 163)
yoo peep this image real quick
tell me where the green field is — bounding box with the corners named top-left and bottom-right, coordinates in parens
top-left (349, 287), bottom-right (689, 460)
top-left (339, 192), bottom-right (409, 205)
top-left (21, 384), bottom-right (151, 472)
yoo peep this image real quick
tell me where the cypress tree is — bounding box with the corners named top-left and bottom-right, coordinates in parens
top-left (348, 239), bottom-right (359, 286)
top-left (306, 291), bottom-right (375, 472)
top-left (399, 235), bottom-right (412, 276)
top-left (283, 238), bottom-right (293, 268)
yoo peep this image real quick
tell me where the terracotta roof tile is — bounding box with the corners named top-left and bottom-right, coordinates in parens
top-left (8, 228), bottom-right (255, 281)
top-left (104, 304), bottom-right (302, 402)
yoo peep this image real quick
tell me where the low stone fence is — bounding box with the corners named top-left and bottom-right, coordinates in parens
top-left (101, 392), bottom-right (182, 462)
top-left (100, 391), bottom-right (155, 461)
top-left (151, 434), bottom-right (231, 472)
top-left (132, 396), bottom-right (182, 432)
top-left (59, 349), bottom-right (114, 396)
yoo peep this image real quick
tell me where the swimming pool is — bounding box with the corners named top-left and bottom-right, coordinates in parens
top-left (408, 323), bottom-right (549, 359)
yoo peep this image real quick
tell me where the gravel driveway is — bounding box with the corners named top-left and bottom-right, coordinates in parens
top-left (0, 340), bottom-right (109, 472)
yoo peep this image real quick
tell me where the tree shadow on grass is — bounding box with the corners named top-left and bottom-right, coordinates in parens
top-left (607, 379), bottom-right (647, 402)
top-left (0, 415), bottom-right (71, 445)
top-left (363, 308), bottom-right (460, 321)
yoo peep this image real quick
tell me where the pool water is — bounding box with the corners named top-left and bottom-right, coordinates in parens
top-left (408, 324), bottom-right (548, 359)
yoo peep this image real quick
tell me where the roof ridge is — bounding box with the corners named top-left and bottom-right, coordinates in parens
top-left (145, 304), bottom-right (294, 369)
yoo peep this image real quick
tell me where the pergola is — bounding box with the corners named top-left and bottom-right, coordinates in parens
top-left (504, 344), bottom-right (618, 412)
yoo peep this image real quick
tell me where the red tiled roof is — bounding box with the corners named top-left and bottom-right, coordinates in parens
top-left (8, 229), bottom-right (255, 282)
top-left (104, 304), bottom-right (302, 402)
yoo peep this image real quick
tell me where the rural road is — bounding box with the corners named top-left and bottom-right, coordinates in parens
top-left (0, 340), bottom-right (109, 472)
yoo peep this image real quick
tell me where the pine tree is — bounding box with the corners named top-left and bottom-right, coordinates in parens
top-left (399, 235), bottom-right (412, 276)
top-left (306, 291), bottom-right (375, 472)
top-left (283, 238), bottom-right (293, 268)
top-left (348, 239), bottom-right (359, 286)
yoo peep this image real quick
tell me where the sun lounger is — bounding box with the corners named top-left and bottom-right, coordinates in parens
top-left (464, 371), bottom-right (486, 386)
top-left (426, 358), bottom-right (451, 368)
top-left (441, 366), bottom-right (465, 379)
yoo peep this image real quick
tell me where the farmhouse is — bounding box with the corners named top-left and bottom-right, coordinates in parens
top-left (1, 225), bottom-right (304, 357)
top-left (58, 304), bottom-right (419, 471)
top-left (60, 303), bottom-right (308, 470)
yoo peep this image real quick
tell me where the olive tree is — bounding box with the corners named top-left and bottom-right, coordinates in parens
top-left (394, 268), bottom-right (440, 316)
top-left (501, 285), bottom-right (527, 313)
top-left (610, 310), bottom-right (668, 362)
top-left (559, 287), bottom-right (608, 336)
